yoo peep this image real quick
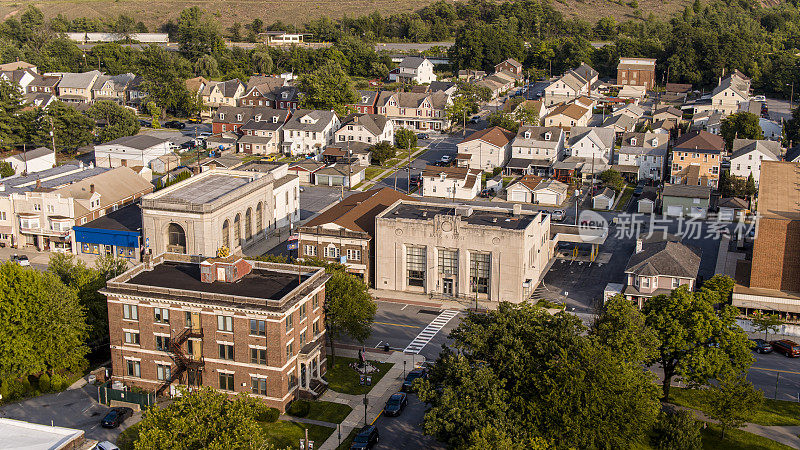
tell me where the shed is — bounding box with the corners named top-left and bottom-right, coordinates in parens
top-left (593, 187), bottom-right (616, 210)
top-left (151, 153), bottom-right (180, 174)
top-left (717, 197), bottom-right (749, 222)
top-left (637, 190), bottom-right (657, 214)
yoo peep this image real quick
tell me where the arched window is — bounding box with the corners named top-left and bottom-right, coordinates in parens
top-left (167, 223), bottom-right (186, 254)
top-left (222, 219), bottom-right (230, 249)
top-left (245, 208), bottom-right (252, 240)
top-left (255, 202), bottom-right (263, 233)
top-left (234, 214), bottom-right (241, 244)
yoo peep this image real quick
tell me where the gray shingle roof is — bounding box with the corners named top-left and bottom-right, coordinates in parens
top-left (398, 57), bottom-right (428, 69)
top-left (730, 139), bottom-right (781, 160)
top-left (340, 113), bottom-right (388, 136)
top-left (625, 240), bottom-right (702, 279)
top-left (283, 109), bottom-right (337, 132)
top-left (98, 134), bottom-right (170, 150)
top-left (662, 183), bottom-right (711, 199)
top-left (56, 70), bottom-right (101, 89)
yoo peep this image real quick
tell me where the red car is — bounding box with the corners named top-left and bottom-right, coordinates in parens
top-left (770, 339), bottom-right (800, 357)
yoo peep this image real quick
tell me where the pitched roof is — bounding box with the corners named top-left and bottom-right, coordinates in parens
top-left (214, 106), bottom-right (283, 124)
top-left (568, 126), bottom-right (615, 149)
top-left (303, 187), bottom-right (411, 235)
top-left (185, 76), bottom-right (208, 94)
top-left (673, 130), bottom-right (724, 152)
top-left (340, 113), bottom-right (389, 136)
top-left (654, 106), bottom-right (682, 118)
top-left (662, 183), bottom-right (711, 199)
top-left (245, 75), bottom-right (285, 92)
top-left (377, 91), bottom-right (449, 110)
top-left (547, 103), bottom-right (589, 121)
top-left (398, 57), bottom-right (428, 69)
top-left (665, 83), bottom-right (692, 94)
top-left (509, 174), bottom-right (543, 192)
top-left (429, 81), bottom-right (456, 93)
top-left (497, 58), bottom-right (522, 69)
top-left (353, 90), bottom-right (379, 106)
top-left (56, 70), bottom-right (101, 89)
top-left (730, 139), bottom-right (781, 160)
top-left (92, 73), bottom-right (135, 92)
top-left (513, 126), bottom-right (563, 148)
top-left (283, 109), bottom-right (337, 132)
top-left (574, 63), bottom-right (598, 81)
top-left (459, 126), bottom-right (515, 148)
top-left (712, 73), bottom-right (750, 99)
top-left (625, 240), bottom-right (702, 279)
top-left (52, 166), bottom-right (152, 216)
top-left (0, 61), bottom-right (35, 71)
top-left (757, 161), bottom-right (800, 220)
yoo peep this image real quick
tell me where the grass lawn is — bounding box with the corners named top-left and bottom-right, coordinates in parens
top-left (365, 166), bottom-right (384, 180)
top-left (614, 186), bottom-right (633, 211)
top-left (326, 356), bottom-right (394, 395)
top-left (670, 387), bottom-right (800, 426)
top-left (335, 428), bottom-right (359, 450)
top-left (260, 420), bottom-right (334, 449)
top-left (289, 400), bottom-right (353, 424)
top-left (700, 424), bottom-right (793, 450)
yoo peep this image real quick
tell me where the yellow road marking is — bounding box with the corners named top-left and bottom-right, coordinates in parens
top-left (371, 410), bottom-right (383, 425)
top-left (752, 366), bottom-right (800, 375)
top-left (373, 321), bottom-right (421, 329)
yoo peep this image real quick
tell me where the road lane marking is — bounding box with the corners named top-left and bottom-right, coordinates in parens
top-left (403, 310), bottom-right (459, 354)
top-left (373, 321), bottom-right (421, 329)
top-left (401, 304), bottom-right (408, 311)
top-left (751, 366), bottom-right (800, 375)
top-left (374, 341), bottom-right (383, 348)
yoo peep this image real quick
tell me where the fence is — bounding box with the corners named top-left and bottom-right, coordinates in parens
top-left (98, 381), bottom-right (155, 410)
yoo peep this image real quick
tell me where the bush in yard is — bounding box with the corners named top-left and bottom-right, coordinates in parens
top-left (115, 423), bottom-right (140, 450)
top-left (50, 373), bottom-right (66, 391)
top-left (651, 410), bottom-right (702, 450)
top-left (38, 373), bottom-right (51, 393)
top-left (288, 399), bottom-right (310, 417)
top-left (369, 141), bottom-right (396, 165)
top-left (257, 406), bottom-right (280, 422)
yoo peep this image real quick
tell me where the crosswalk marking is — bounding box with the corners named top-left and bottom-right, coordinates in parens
top-left (403, 310), bottom-right (459, 354)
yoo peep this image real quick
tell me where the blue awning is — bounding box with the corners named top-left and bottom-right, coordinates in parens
top-left (73, 226), bottom-right (140, 248)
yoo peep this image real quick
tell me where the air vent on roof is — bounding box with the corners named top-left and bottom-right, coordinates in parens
top-left (393, 210), bottom-right (399, 215)
top-left (491, 217), bottom-right (497, 223)
top-left (421, 211), bottom-right (428, 218)
top-left (455, 206), bottom-right (473, 217)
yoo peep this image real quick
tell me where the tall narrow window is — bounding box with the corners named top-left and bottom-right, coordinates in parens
top-left (255, 202), bottom-right (263, 232)
top-left (245, 208), bottom-right (252, 240)
top-left (234, 214), bottom-right (241, 244)
top-left (470, 253), bottom-right (490, 294)
top-left (406, 246), bottom-right (426, 287)
top-left (438, 249), bottom-right (458, 276)
top-left (222, 219), bottom-right (230, 249)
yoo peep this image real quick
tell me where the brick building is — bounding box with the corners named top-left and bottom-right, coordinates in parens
top-left (102, 253), bottom-right (330, 411)
top-left (617, 58), bottom-right (656, 90)
top-left (733, 162), bottom-right (800, 317)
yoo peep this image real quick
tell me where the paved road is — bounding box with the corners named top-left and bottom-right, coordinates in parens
top-left (375, 42), bottom-right (452, 52)
top-left (376, 134), bottom-right (461, 193)
top-left (373, 392), bottom-right (445, 450)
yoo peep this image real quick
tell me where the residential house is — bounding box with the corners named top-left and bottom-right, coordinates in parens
top-left (125, 75), bottom-right (146, 109)
top-left (0, 68), bottom-right (38, 95)
top-left (457, 69), bottom-right (486, 82)
top-left (201, 79), bottom-right (245, 116)
top-left (185, 76), bottom-right (208, 98)
top-left (281, 109), bottom-right (340, 157)
top-left (2, 147), bottom-right (55, 175)
top-left (335, 113), bottom-right (394, 146)
top-left (238, 76), bottom-right (287, 107)
top-left (429, 81), bottom-right (458, 96)
top-left (618, 85), bottom-right (646, 102)
top-left (543, 70), bottom-right (590, 106)
top-left (322, 142), bottom-right (372, 166)
top-left (653, 106), bottom-right (682, 122)
top-left (544, 103), bottom-right (591, 130)
top-left (52, 70), bottom-right (101, 103)
top-left (477, 72), bottom-right (516, 99)
top-left (0, 61), bottom-right (36, 72)
top-left (212, 106), bottom-right (279, 134)
top-left (91, 73), bottom-right (135, 104)
top-left (612, 103), bottom-right (646, 121)
top-left (93, 135), bottom-right (172, 169)
top-left (568, 127), bottom-right (615, 162)
top-left (494, 58), bottom-right (523, 80)
top-left (24, 73), bottom-right (60, 107)
top-left (759, 118), bottom-right (783, 141)
top-left (507, 175), bottom-right (569, 205)
top-left (624, 235), bottom-right (702, 308)
top-left (709, 71), bottom-right (751, 115)
top-left (421, 165), bottom-right (482, 200)
top-left (270, 86), bottom-right (300, 111)
top-left (602, 114), bottom-right (637, 135)
top-left (670, 130), bottom-right (723, 187)
top-left (348, 90), bottom-right (380, 114)
top-left (456, 126), bottom-right (516, 171)
top-left (376, 91), bottom-right (451, 132)
top-left (395, 57), bottom-right (435, 84)
top-left (729, 138), bottom-right (781, 185)
top-left (616, 132), bottom-right (668, 181)
top-left (236, 109), bottom-right (291, 155)
top-left (617, 57), bottom-right (656, 90)
top-left (299, 187), bottom-right (411, 284)
top-left (313, 162), bottom-right (365, 188)
top-left (507, 126), bottom-right (565, 176)
top-left (288, 160), bottom-right (325, 184)
top-left (199, 155), bottom-right (242, 172)
top-left (505, 99), bottom-right (547, 125)
top-left (573, 63), bottom-right (599, 88)
top-left (661, 184), bottom-right (711, 218)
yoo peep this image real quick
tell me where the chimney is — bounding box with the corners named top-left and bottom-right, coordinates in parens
top-left (512, 203), bottom-right (522, 216)
top-left (35, 179), bottom-right (41, 189)
top-left (635, 238), bottom-right (644, 253)
top-left (90, 184), bottom-right (95, 194)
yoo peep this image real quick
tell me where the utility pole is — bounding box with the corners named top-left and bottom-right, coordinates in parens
top-left (49, 116), bottom-right (56, 164)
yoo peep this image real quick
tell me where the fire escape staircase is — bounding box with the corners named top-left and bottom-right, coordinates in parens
top-left (156, 327), bottom-right (204, 396)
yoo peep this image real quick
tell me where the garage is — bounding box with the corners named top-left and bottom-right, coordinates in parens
top-left (510, 189), bottom-right (528, 202)
top-left (666, 205), bottom-right (683, 217)
top-left (534, 191), bottom-right (559, 205)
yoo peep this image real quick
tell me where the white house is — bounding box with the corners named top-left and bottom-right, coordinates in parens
top-left (568, 127), bottom-right (616, 163)
top-left (543, 70), bottom-right (590, 106)
top-left (507, 126), bottom-right (565, 176)
top-left (281, 109), bottom-right (340, 158)
top-left (421, 165), bottom-right (481, 200)
top-left (544, 103), bottom-right (591, 130)
top-left (507, 175), bottom-right (568, 205)
top-left (335, 113), bottom-right (394, 146)
top-left (456, 126), bottom-right (516, 171)
top-left (616, 132), bottom-right (668, 181)
top-left (93, 135), bottom-right (172, 169)
top-left (759, 118), bottom-right (783, 141)
top-left (395, 57), bottom-right (436, 84)
top-left (3, 147), bottom-right (56, 175)
top-left (729, 139), bottom-right (781, 185)
top-left (709, 71), bottom-right (750, 115)
top-left (593, 187), bottom-right (616, 210)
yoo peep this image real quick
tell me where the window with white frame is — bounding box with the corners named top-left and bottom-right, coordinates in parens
top-left (217, 315), bottom-right (233, 332)
top-left (124, 331), bottom-right (140, 345)
top-left (123, 304), bottom-right (138, 321)
top-left (126, 360), bottom-right (140, 377)
top-left (156, 364), bottom-right (171, 381)
top-left (347, 249), bottom-right (361, 261)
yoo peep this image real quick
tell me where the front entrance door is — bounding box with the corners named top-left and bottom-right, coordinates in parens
top-left (442, 278), bottom-right (454, 296)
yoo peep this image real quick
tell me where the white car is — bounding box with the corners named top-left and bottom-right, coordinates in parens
top-left (11, 254), bottom-right (30, 266)
top-left (95, 442), bottom-right (120, 450)
top-left (439, 155), bottom-right (453, 164)
top-left (752, 95), bottom-right (766, 102)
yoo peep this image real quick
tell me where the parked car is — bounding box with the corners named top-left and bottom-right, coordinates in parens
top-left (469, 115), bottom-right (481, 123)
top-left (138, 119), bottom-right (151, 127)
top-left (633, 184), bottom-right (644, 196)
top-left (752, 95), bottom-right (766, 102)
top-left (409, 175), bottom-right (422, 188)
top-left (750, 339), bottom-right (773, 354)
top-left (770, 339), bottom-right (800, 357)
top-left (187, 117), bottom-right (203, 123)
top-left (383, 392), bottom-right (408, 417)
top-left (95, 442), bottom-right (120, 450)
top-left (350, 425), bottom-right (379, 449)
top-left (416, 133), bottom-right (430, 140)
top-left (401, 368), bottom-right (428, 392)
top-left (10, 254), bottom-right (30, 266)
top-left (551, 209), bottom-right (566, 221)
top-left (100, 407), bottom-right (133, 428)
top-left (439, 155), bottom-right (453, 165)
top-left (164, 120), bottom-right (185, 129)
top-left (480, 188), bottom-right (491, 198)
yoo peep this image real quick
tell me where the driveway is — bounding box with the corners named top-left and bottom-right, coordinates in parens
top-left (0, 383), bottom-right (141, 442)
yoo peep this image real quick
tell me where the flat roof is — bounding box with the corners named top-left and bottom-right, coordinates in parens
top-left (128, 261), bottom-right (308, 300)
top-left (0, 418), bottom-right (84, 450)
top-left (160, 174), bottom-right (250, 204)
top-left (382, 202), bottom-right (537, 230)
top-left (77, 203), bottom-right (141, 233)
top-left (758, 161), bottom-right (800, 220)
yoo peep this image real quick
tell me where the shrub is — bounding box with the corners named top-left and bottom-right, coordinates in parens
top-left (287, 399), bottom-right (310, 417)
top-left (22, 378), bottom-right (32, 394)
top-left (652, 410), bottom-right (702, 450)
top-left (50, 373), bottom-right (66, 392)
top-left (38, 373), bottom-right (51, 393)
top-left (257, 406), bottom-right (280, 422)
top-left (116, 423), bottom-right (141, 450)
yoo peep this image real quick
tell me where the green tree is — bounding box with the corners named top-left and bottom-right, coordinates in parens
top-left (87, 100), bottom-right (141, 142)
top-left (194, 54), bottom-right (220, 78)
top-left (445, 95), bottom-right (478, 126)
top-left (745, 173), bottom-right (757, 198)
top-left (251, 46), bottom-right (273, 74)
top-left (599, 169), bottom-right (625, 192)
top-left (486, 111), bottom-right (519, 133)
top-left (651, 410), bottom-right (702, 450)
top-left (324, 270), bottom-right (376, 364)
top-left (591, 294), bottom-right (659, 364)
top-left (0, 78), bottom-right (25, 150)
top-left (297, 60), bottom-right (357, 116)
top-left (701, 274), bottom-right (735, 303)
top-left (44, 102), bottom-right (96, 152)
top-left (0, 161), bottom-right (14, 178)
top-left (419, 303), bottom-right (660, 449)
top-left (176, 7), bottom-right (224, 62)
top-left (395, 128), bottom-right (417, 150)
top-left (706, 372), bottom-right (763, 439)
top-left (720, 112), bottom-right (763, 151)
top-left (644, 285), bottom-right (753, 401)
top-left (146, 102), bottom-right (161, 128)
top-left (133, 387), bottom-right (273, 450)
top-left (752, 311), bottom-right (782, 341)
top-left (0, 262), bottom-right (88, 380)
top-left (369, 141), bottom-right (396, 165)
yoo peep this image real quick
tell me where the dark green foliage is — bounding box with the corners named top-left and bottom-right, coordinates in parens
top-left (394, 128), bottom-right (417, 149)
top-left (652, 410), bottom-right (702, 450)
top-left (599, 169), bottom-right (625, 192)
top-left (0, 161), bottom-right (14, 178)
top-left (287, 400), bottom-right (310, 417)
top-left (721, 112), bottom-right (763, 151)
top-left (486, 111), bottom-right (519, 133)
top-left (369, 142), bottom-right (396, 165)
top-left (257, 407), bottom-right (280, 423)
top-left (87, 100), bottom-right (140, 142)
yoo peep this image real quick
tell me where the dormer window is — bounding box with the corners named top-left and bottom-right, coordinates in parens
top-left (544, 132), bottom-right (552, 141)
top-left (236, 114), bottom-right (242, 121)
top-left (282, 92), bottom-right (288, 99)
top-left (219, 113), bottom-right (225, 120)
top-left (362, 96), bottom-right (369, 103)
top-left (272, 116), bottom-right (278, 123)
top-left (254, 114), bottom-right (262, 121)
top-left (524, 131), bottom-right (531, 139)
top-left (630, 138), bottom-right (637, 146)
top-left (652, 138), bottom-right (658, 147)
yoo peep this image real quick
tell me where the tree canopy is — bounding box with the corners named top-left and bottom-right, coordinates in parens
top-left (297, 60), bottom-right (357, 116)
top-left (87, 100), bottom-right (140, 142)
top-left (720, 112), bottom-right (763, 151)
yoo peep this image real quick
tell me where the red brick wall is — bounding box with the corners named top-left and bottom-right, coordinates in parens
top-left (751, 218), bottom-right (800, 292)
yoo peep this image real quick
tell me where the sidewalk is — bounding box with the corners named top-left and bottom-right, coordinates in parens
top-left (0, 246), bottom-right (117, 268)
top-left (357, 146), bottom-right (431, 192)
top-left (318, 348), bottom-right (423, 450)
top-left (670, 403), bottom-right (800, 448)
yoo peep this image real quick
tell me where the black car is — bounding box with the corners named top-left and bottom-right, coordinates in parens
top-left (416, 133), bottom-right (430, 140)
top-left (164, 120), bottom-right (186, 129)
top-left (101, 407), bottom-right (133, 428)
top-left (633, 185), bottom-right (644, 196)
top-left (750, 339), bottom-right (773, 354)
top-left (350, 425), bottom-right (379, 449)
top-left (401, 368), bottom-right (428, 392)
top-left (409, 175), bottom-right (422, 187)
top-left (138, 119), bottom-right (151, 127)
top-left (383, 392), bottom-right (408, 417)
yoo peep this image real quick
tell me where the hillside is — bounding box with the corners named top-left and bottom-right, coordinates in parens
top-left (0, 0), bottom-right (694, 31)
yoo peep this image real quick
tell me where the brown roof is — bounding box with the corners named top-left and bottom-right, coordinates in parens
top-left (547, 103), bottom-right (589, 120)
top-left (459, 126), bottom-right (515, 148)
top-left (666, 83), bottom-right (692, 94)
top-left (422, 165), bottom-right (481, 179)
top-left (757, 162), bottom-right (800, 220)
top-left (674, 130), bottom-right (724, 152)
top-left (185, 76), bottom-right (208, 94)
top-left (302, 187), bottom-right (412, 235)
top-left (514, 174), bottom-right (543, 191)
